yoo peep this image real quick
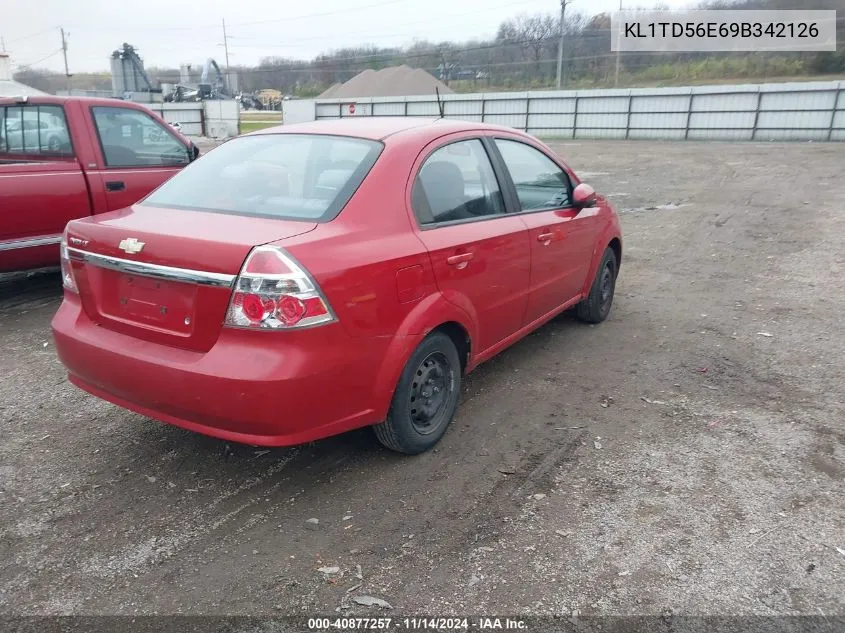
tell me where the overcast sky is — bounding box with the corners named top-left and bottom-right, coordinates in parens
top-left (3, 0), bottom-right (692, 74)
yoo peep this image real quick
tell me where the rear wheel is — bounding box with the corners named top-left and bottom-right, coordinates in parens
top-left (576, 247), bottom-right (618, 324)
top-left (373, 332), bottom-right (461, 455)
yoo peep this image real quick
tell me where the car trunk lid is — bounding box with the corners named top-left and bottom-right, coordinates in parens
top-left (66, 205), bottom-right (317, 352)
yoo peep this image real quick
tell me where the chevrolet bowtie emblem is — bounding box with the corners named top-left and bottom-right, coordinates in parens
top-left (118, 238), bottom-right (145, 254)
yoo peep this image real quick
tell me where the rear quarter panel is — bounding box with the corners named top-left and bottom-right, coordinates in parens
top-left (0, 161), bottom-right (90, 272)
top-left (281, 138), bottom-right (477, 419)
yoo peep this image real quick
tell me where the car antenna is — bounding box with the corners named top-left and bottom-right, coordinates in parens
top-left (435, 87), bottom-right (445, 119)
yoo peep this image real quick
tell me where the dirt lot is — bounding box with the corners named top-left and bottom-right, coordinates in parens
top-left (1, 141), bottom-right (843, 618)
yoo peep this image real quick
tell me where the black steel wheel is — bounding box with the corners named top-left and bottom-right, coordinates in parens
top-left (576, 247), bottom-right (618, 324)
top-left (408, 351), bottom-right (452, 435)
top-left (374, 332), bottom-right (461, 455)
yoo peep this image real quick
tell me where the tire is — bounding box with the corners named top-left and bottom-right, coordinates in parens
top-left (373, 332), bottom-right (462, 455)
top-left (47, 136), bottom-right (61, 152)
top-left (576, 247), bottom-right (618, 324)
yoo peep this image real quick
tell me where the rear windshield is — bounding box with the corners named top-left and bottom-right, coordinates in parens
top-left (142, 134), bottom-right (382, 222)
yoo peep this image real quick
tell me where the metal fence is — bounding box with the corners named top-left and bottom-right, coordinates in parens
top-left (296, 80), bottom-right (845, 142)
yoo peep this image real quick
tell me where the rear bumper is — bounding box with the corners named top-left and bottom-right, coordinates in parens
top-left (52, 296), bottom-right (403, 446)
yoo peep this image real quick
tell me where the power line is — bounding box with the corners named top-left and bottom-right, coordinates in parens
top-left (14, 49), bottom-right (63, 70)
top-left (66, 28), bottom-right (609, 68)
top-left (22, 9), bottom-right (842, 74)
top-left (148, 51), bottom-right (702, 76)
top-left (4, 26), bottom-right (58, 45)
top-left (232, 34), bottom-right (639, 71)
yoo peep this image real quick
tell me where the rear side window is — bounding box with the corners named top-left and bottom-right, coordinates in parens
top-left (142, 134), bottom-right (382, 222)
top-left (91, 106), bottom-right (189, 167)
top-left (0, 105), bottom-right (73, 156)
top-left (494, 139), bottom-right (572, 211)
top-left (412, 139), bottom-right (506, 226)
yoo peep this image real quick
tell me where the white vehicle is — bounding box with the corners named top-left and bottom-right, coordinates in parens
top-left (147, 121), bottom-right (182, 143)
top-left (1, 116), bottom-right (70, 153)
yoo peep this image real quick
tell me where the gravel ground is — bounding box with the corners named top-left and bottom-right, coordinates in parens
top-left (0, 140), bottom-right (843, 618)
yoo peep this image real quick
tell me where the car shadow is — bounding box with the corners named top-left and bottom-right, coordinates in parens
top-left (0, 268), bottom-right (63, 313)
top-left (122, 304), bottom-right (589, 477)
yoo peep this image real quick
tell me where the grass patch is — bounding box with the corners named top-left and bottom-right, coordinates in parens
top-left (241, 111), bottom-right (282, 122)
top-left (239, 121), bottom-right (282, 133)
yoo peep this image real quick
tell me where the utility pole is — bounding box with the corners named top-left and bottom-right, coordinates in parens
top-left (60, 28), bottom-right (72, 94)
top-left (614, 0), bottom-right (622, 87)
top-left (221, 18), bottom-right (231, 91)
top-left (555, 0), bottom-right (572, 90)
top-left (1, 37), bottom-right (6, 53)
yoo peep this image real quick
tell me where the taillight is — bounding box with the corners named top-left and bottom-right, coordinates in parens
top-left (224, 246), bottom-right (335, 330)
top-left (60, 238), bottom-right (78, 293)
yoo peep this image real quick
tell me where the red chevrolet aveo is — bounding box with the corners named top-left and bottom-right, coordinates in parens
top-left (52, 118), bottom-right (622, 454)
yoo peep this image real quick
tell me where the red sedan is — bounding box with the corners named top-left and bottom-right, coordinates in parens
top-left (52, 118), bottom-right (622, 454)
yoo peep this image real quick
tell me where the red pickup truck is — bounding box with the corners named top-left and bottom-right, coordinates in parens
top-left (0, 95), bottom-right (199, 272)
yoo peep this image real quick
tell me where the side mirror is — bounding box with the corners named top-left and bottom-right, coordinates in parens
top-left (573, 183), bottom-right (597, 208)
top-left (190, 142), bottom-right (200, 162)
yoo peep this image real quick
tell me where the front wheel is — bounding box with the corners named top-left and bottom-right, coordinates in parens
top-left (373, 332), bottom-right (461, 455)
top-left (576, 247), bottom-right (618, 324)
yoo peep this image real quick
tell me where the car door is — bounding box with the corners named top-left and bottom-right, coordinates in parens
top-left (87, 105), bottom-right (190, 211)
top-left (490, 137), bottom-right (598, 326)
top-left (410, 136), bottom-right (531, 355)
top-left (0, 104), bottom-right (89, 272)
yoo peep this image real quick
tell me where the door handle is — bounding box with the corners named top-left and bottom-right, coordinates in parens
top-left (446, 252), bottom-right (474, 268)
top-left (537, 232), bottom-right (555, 243)
top-left (106, 181), bottom-right (126, 192)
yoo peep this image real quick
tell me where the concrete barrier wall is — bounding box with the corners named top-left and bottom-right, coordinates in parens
top-left (147, 102), bottom-right (205, 137)
top-left (143, 100), bottom-right (239, 138)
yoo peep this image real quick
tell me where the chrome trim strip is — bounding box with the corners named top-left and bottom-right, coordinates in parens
top-left (0, 234), bottom-right (62, 251)
top-left (0, 172), bottom-right (82, 178)
top-left (67, 248), bottom-right (236, 288)
top-left (86, 169), bottom-right (182, 175)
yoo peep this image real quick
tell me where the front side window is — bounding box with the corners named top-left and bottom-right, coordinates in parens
top-left (494, 139), bottom-right (571, 211)
top-left (0, 105), bottom-right (73, 156)
top-left (412, 139), bottom-right (506, 226)
top-left (142, 134), bottom-right (382, 222)
top-left (91, 106), bottom-right (189, 167)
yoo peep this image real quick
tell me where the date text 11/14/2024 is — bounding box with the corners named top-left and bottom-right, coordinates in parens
top-left (307, 617), bottom-right (528, 630)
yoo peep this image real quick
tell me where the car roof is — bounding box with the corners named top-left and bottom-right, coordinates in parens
top-left (253, 117), bottom-right (524, 144)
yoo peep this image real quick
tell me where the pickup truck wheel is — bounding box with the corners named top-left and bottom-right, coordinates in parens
top-left (576, 247), bottom-right (618, 324)
top-left (373, 332), bottom-right (461, 455)
top-left (47, 136), bottom-right (61, 152)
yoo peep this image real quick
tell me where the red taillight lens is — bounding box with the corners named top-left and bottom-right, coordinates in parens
top-left (60, 240), bottom-right (78, 293)
top-left (224, 247), bottom-right (335, 330)
top-left (276, 295), bottom-right (306, 326)
top-left (233, 292), bottom-right (275, 324)
top-left (302, 296), bottom-right (328, 317)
